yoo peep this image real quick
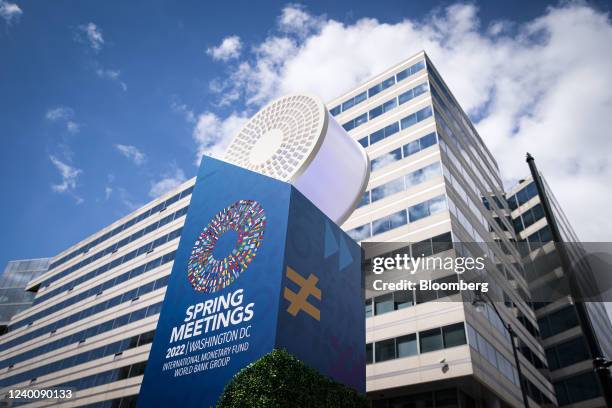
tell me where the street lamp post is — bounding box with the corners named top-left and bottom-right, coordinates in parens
top-left (472, 292), bottom-right (530, 408)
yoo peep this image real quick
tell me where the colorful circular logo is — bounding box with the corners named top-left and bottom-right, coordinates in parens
top-left (187, 200), bottom-right (266, 293)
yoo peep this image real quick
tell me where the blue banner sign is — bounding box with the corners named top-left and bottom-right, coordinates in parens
top-left (137, 156), bottom-right (364, 407)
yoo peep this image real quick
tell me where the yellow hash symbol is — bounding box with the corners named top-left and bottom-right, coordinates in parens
top-left (284, 266), bottom-right (321, 321)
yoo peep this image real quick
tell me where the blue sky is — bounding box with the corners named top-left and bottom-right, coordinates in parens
top-left (1, 0), bottom-right (612, 270)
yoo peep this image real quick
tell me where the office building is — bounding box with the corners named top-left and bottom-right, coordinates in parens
top-left (0, 259), bottom-right (50, 335)
top-left (0, 51), bottom-right (589, 407)
top-left (507, 176), bottom-right (612, 407)
top-left (335, 51), bottom-right (555, 407)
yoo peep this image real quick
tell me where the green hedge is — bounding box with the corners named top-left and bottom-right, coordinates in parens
top-left (218, 349), bottom-right (368, 408)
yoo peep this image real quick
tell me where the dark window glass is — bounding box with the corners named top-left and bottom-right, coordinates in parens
top-left (384, 122), bottom-right (400, 137)
top-left (381, 76), bottom-right (395, 89)
top-left (396, 68), bottom-right (409, 82)
top-left (342, 98), bottom-right (355, 111)
top-left (365, 298), bottom-right (373, 318)
top-left (563, 372), bottom-right (601, 403)
top-left (396, 334), bottom-right (417, 358)
top-left (330, 105), bottom-right (341, 116)
top-left (400, 113), bottom-right (417, 130)
top-left (420, 133), bottom-right (437, 149)
top-left (369, 106), bottom-right (383, 120)
top-left (358, 136), bottom-right (369, 148)
top-left (355, 91), bottom-right (367, 104)
top-left (375, 338), bottom-right (396, 362)
top-left (354, 113), bottom-right (368, 127)
top-left (394, 290), bottom-right (413, 310)
top-left (416, 106), bottom-right (433, 121)
top-left (403, 140), bottom-right (420, 157)
top-left (409, 202), bottom-right (429, 222)
top-left (366, 343), bottom-right (373, 364)
top-left (370, 129), bottom-right (385, 144)
top-left (374, 294), bottom-right (394, 315)
top-left (358, 191), bottom-right (370, 208)
top-left (442, 323), bottom-right (466, 348)
top-left (555, 337), bottom-right (590, 368)
top-left (368, 84), bottom-right (382, 98)
top-left (420, 328), bottom-right (443, 353)
top-left (398, 89), bottom-right (414, 105)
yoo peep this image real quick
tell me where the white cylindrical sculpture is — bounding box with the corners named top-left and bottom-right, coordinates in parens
top-left (224, 93), bottom-right (370, 225)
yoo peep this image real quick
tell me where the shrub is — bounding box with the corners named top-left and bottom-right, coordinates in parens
top-left (218, 349), bottom-right (368, 408)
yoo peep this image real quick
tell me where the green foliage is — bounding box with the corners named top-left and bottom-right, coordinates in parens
top-left (218, 349), bottom-right (368, 408)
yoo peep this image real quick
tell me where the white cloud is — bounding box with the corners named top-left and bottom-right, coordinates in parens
top-left (45, 107), bottom-right (80, 133)
top-left (206, 3), bottom-right (612, 241)
top-left (79, 22), bottom-right (104, 51)
top-left (149, 164), bottom-right (187, 198)
top-left (115, 144), bottom-right (146, 166)
top-left (192, 111), bottom-right (247, 163)
top-left (0, 0), bottom-right (22, 24)
top-left (278, 4), bottom-right (322, 37)
top-left (170, 99), bottom-right (196, 123)
top-left (66, 121), bottom-right (80, 134)
top-left (45, 107), bottom-right (73, 121)
top-left (49, 155), bottom-right (82, 201)
top-left (207, 35), bottom-right (242, 61)
top-left (104, 186), bottom-right (113, 200)
top-left (96, 68), bottom-right (127, 91)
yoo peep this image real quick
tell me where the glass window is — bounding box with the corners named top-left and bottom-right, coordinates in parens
top-left (394, 290), bottom-right (413, 310)
top-left (382, 98), bottom-right (397, 112)
top-left (416, 106), bottom-right (433, 121)
top-left (355, 113), bottom-right (368, 127)
top-left (384, 122), bottom-right (400, 137)
top-left (555, 337), bottom-right (590, 368)
top-left (372, 210), bottom-right (407, 236)
top-left (374, 294), bottom-right (394, 315)
top-left (396, 334), bottom-right (417, 358)
top-left (411, 60), bottom-right (425, 74)
top-left (371, 148), bottom-right (402, 172)
top-left (368, 84), bottom-right (382, 98)
top-left (432, 232), bottom-right (452, 254)
top-left (413, 82), bottom-right (428, 97)
top-left (420, 133), bottom-right (437, 149)
top-left (398, 89), bottom-right (414, 105)
top-left (443, 323), bottom-right (466, 348)
top-left (358, 191), bottom-right (370, 208)
top-left (403, 140), bottom-right (420, 157)
top-left (342, 121), bottom-right (355, 131)
top-left (369, 106), bottom-right (383, 120)
top-left (381, 76), bottom-right (395, 90)
top-left (410, 201), bottom-right (432, 222)
top-left (372, 177), bottom-right (403, 202)
top-left (358, 136), bottom-right (369, 148)
top-left (355, 91), bottom-right (367, 104)
top-left (375, 338), bottom-right (396, 362)
top-left (428, 195), bottom-right (447, 215)
top-left (365, 299), bottom-right (373, 318)
top-left (342, 98), bottom-right (355, 111)
top-left (400, 113), bottom-right (417, 130)
top-left (347, 225), bottom-right (370, 241)
top-left (564, 372), bottom-right (600, 403)
top-left (370, 129), bottom-right (385, 144)
top-left (366, 343), bottom-right (373, 364)
top-left (330, 105), bottom-right (341, 116)
top-left (420, 328), bottom-right (443, 353)
top-left (396, 68), bottom-right (409, 82)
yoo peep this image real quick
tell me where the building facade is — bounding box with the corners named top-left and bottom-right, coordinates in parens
top-left (335, 52), bottom-right (555, 407)
top-left (507, 176), bottom-right (612, 407)
top-left (0, 51), bottom-right (603, 407)
top-left (0, 259), bottom-right (50, 335)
